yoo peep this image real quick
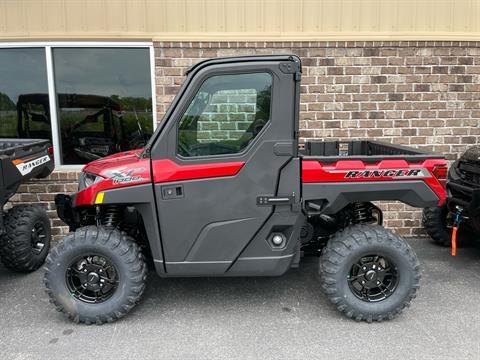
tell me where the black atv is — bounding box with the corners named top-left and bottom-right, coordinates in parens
top-left (0, 139), bottom-right (54, 272)
top-left (423, 146), bottom-right (480, 247)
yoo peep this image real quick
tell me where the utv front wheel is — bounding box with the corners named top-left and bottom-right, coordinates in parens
top-left (0, 205), bottom-right (51, 272)
top-left (319, 225), bottom-right (420, 322)
top-left (44, 226), bottom-right (147, 324)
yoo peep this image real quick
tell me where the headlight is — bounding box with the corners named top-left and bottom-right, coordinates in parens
top-left (78, 172), bottom-right (104, 191)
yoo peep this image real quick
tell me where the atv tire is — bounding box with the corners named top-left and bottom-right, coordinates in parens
top-left (0, 205), bottom-right (51, 272)
top-left (44, 226), bottom-right (147, 324)
top-left (319, 225), bottom-right (420, 322)
top-left (422, 205), bottom-right (451, 246)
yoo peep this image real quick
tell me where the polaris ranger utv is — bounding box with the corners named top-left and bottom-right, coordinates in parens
top-left (0, 138), bottom-right (54, 272)
top-left (423, 145), bottom-right (480, 251)
top-left (48, 55), bottom-right (447, 324)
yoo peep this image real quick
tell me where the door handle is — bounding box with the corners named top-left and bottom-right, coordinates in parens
top-left (162, 185), bottom-right (184, 199)
top-left (256, 195), bottom-right (294, 206)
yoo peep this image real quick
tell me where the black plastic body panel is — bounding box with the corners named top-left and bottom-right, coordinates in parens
top-left (98, 184), bottom-right (165, 273)
top-left (303, 181), bottom-right (440, 214)
top-left (55, 194), bottom-right (77, 230)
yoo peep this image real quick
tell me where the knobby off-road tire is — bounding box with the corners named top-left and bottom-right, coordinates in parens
top-left (44, 226), bottom-right (147, 324)
top-left (422, 205), bottom-right (451, 247)
top-left (319, 225), bottom-right (420, 322)
top-left (0, 205), bottom-right (51, 272)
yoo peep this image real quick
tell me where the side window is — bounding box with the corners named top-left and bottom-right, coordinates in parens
top-left (177, 72), bottom-right (272, 157)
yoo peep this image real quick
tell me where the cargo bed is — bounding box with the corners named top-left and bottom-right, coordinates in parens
top-left (0, 138), bottom-right (51, 157)
top-left (300, 140), bottom-right (447, 214)
top-left (301, 140), bottom-right (444, 163)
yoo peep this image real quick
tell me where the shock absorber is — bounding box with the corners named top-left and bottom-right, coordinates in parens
top-left (352, 202), bottom-right (371, 224)
top-left (351, 202), bottom-right (384, 225)
top-left (101, 206), bottom-right (122, 229)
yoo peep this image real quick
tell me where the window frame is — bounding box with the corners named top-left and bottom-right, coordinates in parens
top-left (0, 42), bottom-right (157, 170)
top-left (175, 70), bottom-right (274, 161)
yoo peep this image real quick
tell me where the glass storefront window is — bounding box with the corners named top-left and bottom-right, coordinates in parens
top-left (0, 48), bottom-right (51, 140)
top-left (52, 48), bottom-right (153, 165)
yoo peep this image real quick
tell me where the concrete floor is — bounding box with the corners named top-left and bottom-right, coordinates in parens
top-left (0, 238), bottom-right (479, 360)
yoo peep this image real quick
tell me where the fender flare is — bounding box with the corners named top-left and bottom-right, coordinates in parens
top-left (302, 180), bottom-right (440, 214)
top-left (100, 183), bottom-right (165, 274)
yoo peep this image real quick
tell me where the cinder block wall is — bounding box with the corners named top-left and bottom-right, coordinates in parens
top-left (10, 40), bottom-right (480, 239)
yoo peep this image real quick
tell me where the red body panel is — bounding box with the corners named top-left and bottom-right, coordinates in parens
top-left (302, 158), bottom-right (447, 204)
top-left (74, 149), bottom-right (245, 206)
top-left (73, 147), bottom-right (446, 207)
top-left (152, 159), bottom-right (245, 183)
top-left (75, 149), bottom-right (151, 206)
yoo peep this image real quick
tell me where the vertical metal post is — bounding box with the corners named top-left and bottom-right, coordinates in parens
top-left (45, 46), bottom-right (62, 168)
top-left (149, 45), bottom-right (158, 130)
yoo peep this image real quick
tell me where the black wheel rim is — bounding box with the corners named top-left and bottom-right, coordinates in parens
top-left (66, 254), bottom-right (119, 304)
top-left (31, 221), bottom-right (47, 255)
top-left (347, 254), bottom-right (399, 302)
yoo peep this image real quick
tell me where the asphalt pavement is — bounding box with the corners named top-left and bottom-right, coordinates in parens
top-left (1, 238), bottom-right (479, 360)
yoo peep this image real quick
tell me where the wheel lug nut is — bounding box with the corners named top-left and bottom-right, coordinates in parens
top-left (362, 267), bottom-right (366, 270)
top-left (372, 265), bottom-right (376, 269)
top-left (376, 281), bottom-right (380, 284)
top-left (361, 281), bottom-right (365, 284)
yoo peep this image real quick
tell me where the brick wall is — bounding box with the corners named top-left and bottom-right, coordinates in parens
top-left (10, 40), bottom-right (480, 239)
top-left (197, 89), bottom-right (258, 142)
top-left (154, 41), bottom-right (480, 236)
top-left (8, 171), bottom-right (79, 240)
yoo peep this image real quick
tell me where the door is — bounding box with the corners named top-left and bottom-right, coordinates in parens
top-left (151, 57), bottom-right (299, 275)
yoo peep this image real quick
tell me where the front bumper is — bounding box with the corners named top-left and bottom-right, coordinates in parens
top-left (55, 194), bottom-right (78, 230)
top-left (446, 162), bottom-right (480, 217)
top-left (447, 182), bottom-right (480, 214)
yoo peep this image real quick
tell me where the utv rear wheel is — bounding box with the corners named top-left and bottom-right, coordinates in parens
top-left (422, 205), bottom-right (451, 246)
top-left (319, 225), bottom-right (420, 322)
top-left (0, 205), bottom-right (51, 272)
top-left (44, 226), bottom-right (147, 324)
